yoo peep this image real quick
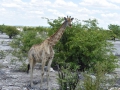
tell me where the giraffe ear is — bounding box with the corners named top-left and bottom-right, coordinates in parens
top-left (71, 18), bottom-right (74, 21)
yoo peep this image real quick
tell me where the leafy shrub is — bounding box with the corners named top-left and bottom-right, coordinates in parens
top-left (77, 62), bottom-right (117, 90)
top-left (10, 27), bottom-right (48, 71)
top-left (0, 50), bottom-right (6, 59)
top-left (68, 30), bottom-right (117, 72)
top-left (0, 24), bottom-right (5, 33)
top-left (108, 24), bottom-right (120, 39)
top-left (57, 62), bottom-right (117, 90)
top-left (19, 62), bottom-right (28, 72)
top-left (4, 26), bottom-right (19, 39)
top-left (57, 63), bottom-right (79, 90)
top-left (10, 30), bottom-right (43, 61)
top-left (47, 17), bottom-right (117, 72)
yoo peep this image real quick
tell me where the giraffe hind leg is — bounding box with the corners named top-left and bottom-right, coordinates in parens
top-left (29, 59), bottom-right (36, 87)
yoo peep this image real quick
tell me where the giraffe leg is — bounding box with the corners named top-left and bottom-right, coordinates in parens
top-left (47, 59), bottom-right (53, 90)
top-left (30, 60), bottom-right (33, 87)
top-left (30, 59), bottom-right (36, 87)
top-left (40, 60), bottom-right (46, 89)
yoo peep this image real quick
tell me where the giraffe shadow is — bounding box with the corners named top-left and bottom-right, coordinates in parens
top-left (33, 78), bottom-right (47, 84)
top-left (26, 84), bottom-right (48, 90)
top-left (26, 79), bottom-right (48, 90)
top-left (33, 80), bottom-right (40, 85)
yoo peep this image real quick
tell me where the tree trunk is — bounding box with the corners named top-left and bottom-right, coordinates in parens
top-left (9, 35), bottom-right (12, 39)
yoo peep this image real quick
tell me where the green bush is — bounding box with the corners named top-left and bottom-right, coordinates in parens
top-left (10, 27), bottom-right (47, 70)
top-left (4, 26), bottom-right (19, 39)
top-left (10, 30), bottom-right (43, 60)
top-left (77, 62), bottom-right (117, 90)
top-left (57, 62), bottom-right (117, 90)
top-left (108, 24), bottom-right (120, 39)
top-left (57, 63), bottom-right (79, 90)
top-left (0, 50), bottom-right (6, 59)
top-left (0, 24), bottom-right (5, 33)
top-left (47, 17), bottom-right (117, 72)
top-left (19, 62), bottom-right (28, 72)
top-left (68, 29), bottom-right (117, 72)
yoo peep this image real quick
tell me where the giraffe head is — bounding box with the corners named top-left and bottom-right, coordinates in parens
top-left (64, 16), bottom-right (74, 27)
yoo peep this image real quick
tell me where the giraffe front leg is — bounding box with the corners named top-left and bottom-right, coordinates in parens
top-left (47, 59), bottom-right (53, 90)
top-left (40, 61), bottom-right (46, 89)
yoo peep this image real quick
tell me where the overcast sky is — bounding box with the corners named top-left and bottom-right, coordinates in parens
top-left (0, 0), bottom-right (120, 29)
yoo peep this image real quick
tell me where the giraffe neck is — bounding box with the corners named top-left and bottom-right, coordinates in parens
top-left (48, 21), bottom-right (68, 46)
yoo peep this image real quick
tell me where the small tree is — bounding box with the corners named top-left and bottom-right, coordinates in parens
top-left (0, 24), bottom-right (5, 33)
top-left (108, 24), bottom-right (120, 39)
top-left (10, 26), bottom-right (49, 70)
top-left (5, 26), bottom-right (19, 39)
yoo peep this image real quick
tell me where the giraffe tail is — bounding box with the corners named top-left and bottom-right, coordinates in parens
top-left (27, 64), bottom-right (30, 74)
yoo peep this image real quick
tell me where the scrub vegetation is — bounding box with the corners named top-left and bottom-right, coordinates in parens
top-left (1, 17), bottom-right (120, 90)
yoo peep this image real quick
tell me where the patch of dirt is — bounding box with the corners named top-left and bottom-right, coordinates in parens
top-left (0, 67), bottom-right (59, 90)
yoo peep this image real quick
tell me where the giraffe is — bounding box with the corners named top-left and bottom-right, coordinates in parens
top-left (27, 16), bottom-right (74, 90)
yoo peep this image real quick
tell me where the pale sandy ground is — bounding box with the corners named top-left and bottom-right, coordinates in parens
top-left (0, 33), bottom-right (120, 90)
top-left (0, 65), bottom-right (59, 90)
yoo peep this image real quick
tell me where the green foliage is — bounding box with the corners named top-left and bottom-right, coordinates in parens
top-left (102, 30), bottom-right (116, 40)
top-left (57, 62), bottom-right (116, 90)
top-left (0, 24), bottom-right (5, 33)
top-left (77, 62), bottom-right (116, 90)
top-left (47, 17), bottom-right (64, 36)
top-left (0, 50), bottom-right (6, 59)
top-left (4, 26), bottom-right (19, 38)
top-left (23, 26), bottom-right (49, 32)
top-left (10, 30), bottom-right (43, 58)
top-left (108, 24), bottom-right (120, 39)
top-left (82, 19), bottom-right (99, 30)
top-left (68, 29), bottom-right (117, 71)
top-left (19, 62), bottom-right (28, 72)
top-left (10, 17), bottom-right (118, 73)
top-left (83, 62), bottom-right (106, 90)
top-left (47, 17), bottom-right (117, 72)
top-left (20, 31), bottom-right (43, 52)
top-left (10, 27), bottom-right (47, 67)
top-left (57, 64), bottom-right (79, 90)
top-left (23, 27), bottom-right (35, 31)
